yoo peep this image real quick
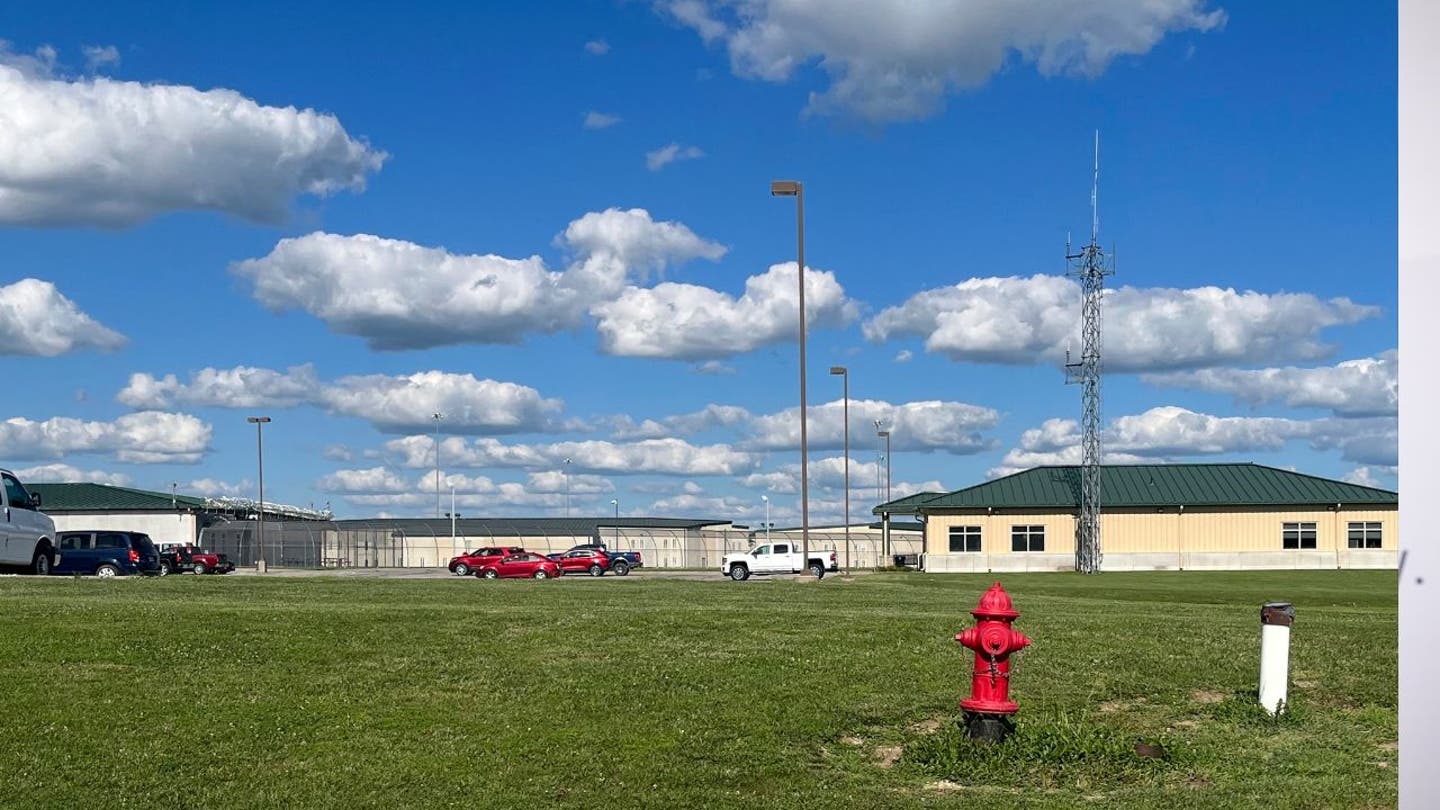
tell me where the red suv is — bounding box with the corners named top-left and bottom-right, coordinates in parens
top-left (548, 548), bottom-right (611, 577)
top-left (475, 553), bottom-right (560, 580)
top-left (448, 546), bottom-right (526, 576)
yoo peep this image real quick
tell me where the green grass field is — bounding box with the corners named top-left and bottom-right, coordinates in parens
top-left (0, 570), bottom-right (1396, 809)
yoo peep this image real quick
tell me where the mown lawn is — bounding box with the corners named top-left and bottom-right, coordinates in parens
top-left (0, 570), bottom-right (1396, 809)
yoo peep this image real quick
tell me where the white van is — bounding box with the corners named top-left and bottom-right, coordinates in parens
top-left (1, 469), bottom-right (57, 574)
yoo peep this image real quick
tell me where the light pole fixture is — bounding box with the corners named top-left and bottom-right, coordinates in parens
top-left (761, 494), bottom-right (770, 544)
top-left (771, 178), bottom-right (811, 576)
top-left (564, 457), bottom-right (573, 517)
top-left (431, 412), bottom-right (444, 519)
top-left (830, 366), bottom-right (850, 574)
top-left (246, 416), bottom-right (271, 572)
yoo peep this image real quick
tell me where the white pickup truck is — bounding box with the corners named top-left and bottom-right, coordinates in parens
top-left (1, 468), bottom-right (57, 574)
top-left (721, 541), bottom-right (838, 581)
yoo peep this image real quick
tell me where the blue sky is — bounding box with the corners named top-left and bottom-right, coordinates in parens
top-left (0, 1), bottom-right (1397, 523)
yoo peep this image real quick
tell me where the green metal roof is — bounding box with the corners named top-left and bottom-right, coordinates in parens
top-left (875, 464), bottom-right (1397, 513)
top-left (332, 517), bottom-right (733, 536)
top-left (871, 491), bottom-right (945, 516)
top-left (29, 483), bottom-right (209, 513)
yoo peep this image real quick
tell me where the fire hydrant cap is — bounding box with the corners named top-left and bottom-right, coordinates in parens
top-left (970, 581), bottom-right (1020, 619)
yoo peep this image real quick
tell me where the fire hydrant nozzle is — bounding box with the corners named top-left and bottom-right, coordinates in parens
top-left (954, 582), bottom-right (1031, 741)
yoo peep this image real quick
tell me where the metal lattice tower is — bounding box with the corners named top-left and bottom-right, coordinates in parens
top-left (1064, 131), bottom-right (1115, 575)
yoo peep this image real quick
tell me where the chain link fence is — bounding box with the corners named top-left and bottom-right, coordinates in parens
top-left (198, 520), bottom-right (924, 570)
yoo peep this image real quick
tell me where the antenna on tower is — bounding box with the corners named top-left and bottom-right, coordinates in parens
top-left (1064, 129), bottom-right (1116, 575)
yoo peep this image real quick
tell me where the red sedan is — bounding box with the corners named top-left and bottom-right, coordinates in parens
top-left (475, 553), bottom-right (561, 580)
top-left (449, 546), bottom-right (526, 576)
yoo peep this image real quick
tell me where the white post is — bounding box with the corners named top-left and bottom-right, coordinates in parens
top-left (1259, 602), bottom-right (1295, 714)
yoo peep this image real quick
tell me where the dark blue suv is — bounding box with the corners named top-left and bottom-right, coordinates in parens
top-left (54, 531), bottom-right (162, 577)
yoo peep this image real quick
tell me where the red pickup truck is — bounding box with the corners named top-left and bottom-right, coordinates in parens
top-left (158, 544), bottom-right (236, 575)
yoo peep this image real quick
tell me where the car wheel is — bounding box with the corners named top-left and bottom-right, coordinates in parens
top-left (588, 564), bottom-right (603, 577)
top-left (729, 564), bottom-right (749, 582)
top-left (612, 561), bottom-right (631, 576)
top-left (809, 562), bottom-right (825, 579)
top-left (533, 570), bottom-right (549, 579)
top-left (96, 564), bottom-right (119, 579)
top-left (454, 563), bottom-right (470, 577)
top-left (482, 569), bottom-right (499, 579)
top-left (157, 561), bottom-right (170, 577)
top-left (30, 546), bottom-right (53, 576)
top-left (192, 563), bottom-right (207, 575)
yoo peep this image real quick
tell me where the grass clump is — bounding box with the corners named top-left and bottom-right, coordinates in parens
top-left (906, 711), bottom-right (1186, 790)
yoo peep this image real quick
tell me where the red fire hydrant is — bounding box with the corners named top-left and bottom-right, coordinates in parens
top-left (954, 582), bottom-right (1031, 741)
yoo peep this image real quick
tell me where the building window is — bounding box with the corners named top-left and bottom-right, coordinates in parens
top-left (949, 526), bottom-right (981, 553)
top-left (1347, 521), bottom-right (1382, 549)
top-left (1282, 522), bottom-right (1317, 550)
top-left (1011, 525), bottom-right (1045, 552)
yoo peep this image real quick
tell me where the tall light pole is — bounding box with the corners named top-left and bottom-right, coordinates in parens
top-left (564, 457), bottom-right (572, 517)
top-left (246, 416), bottom-right (271, 572)
top-left (450, 485), bottom-right (457, 555)
top-left (830, 366), bottom-right (850, 574)
top-left (761, 495), bottom-right (770, 544)
top-left (431, 412), bottom-right (444, 519)
top-left (610, 498), bottom-right (619, 549)
top-left (771, 179), bottom-right (811, 576)
top-left (879, 427), bottom-right (892, 561)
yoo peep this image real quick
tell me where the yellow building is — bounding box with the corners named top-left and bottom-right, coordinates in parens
top-left (875, 463), bottom-right (1397, 573)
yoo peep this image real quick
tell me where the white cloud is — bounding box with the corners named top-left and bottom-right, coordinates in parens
top-left (1343, 466), bottom-right (1396, 489)
top-left (695, 360), bottom-right (736, 375)
top-left (645, 143), bottom-right (704, 171)
top-left (865, 275), bottom-right (1379, 372)
top-left (233, 208), bottom-right (725, 350)
top-left (119, 364), bottom-right (320, 409)
top-left (317, 466), bottom-right (412, 494)
top-left (895, 350), bottom-right (913, 363)
top-left (660, 0), bottom-right (1224, 123)
top-left (585, 39), bottom-right (611, 55)
top-left (584, 110), bottom-right (621, 129)
top-left (987, 407), bottom-right (1398, 477)
top-left (744, 398), bottom-right (999, 453)
top-left (0, 411), bottom-right (211, 464)
top-left (1142, 351), bottom-right (1398, 417)
top-left (14, 463), bottom-right (131, 486)
top-left (0, 59), bottom-right (384, 226)
top-left (743, 455), bottom-right (943, 498)
top-left (118, 365), bottom-right (565, 435)
top-left (611, 404), bottom-right (753, 440)
top-left (81, 45), bottom-right (120, 72)
top-left (593, 261), bottom-right (859, 359)
top-left (382, 434), bottom-right (760, 477)
top-left (526, 470), bottom-right (614, 495)
top-left (181, 478), bottom-right (251, 498)
top-left (319, 372), bottom-right (563, 434)
top-left (323, 444), bottom-right (354, 462)
top-left (0, 279), bottom-right (126, 356)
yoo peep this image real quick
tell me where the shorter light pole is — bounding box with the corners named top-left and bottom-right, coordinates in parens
top-left (880, 429), bottom-right (892, 503)
top-left (431, 412), bottom-right (444, 519)
top-left (830, 366), bottom-right (850, 574)
top-left (610, 498), bottom-right (619, 549)
top-left (762, 495), bottom-right (770, 544)
top-left (450, 485), bottom-right (457, 557)
top-left (563, 457), bottom-right (573, 517)
top-left (246, 416), bottom-right (271, 573)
